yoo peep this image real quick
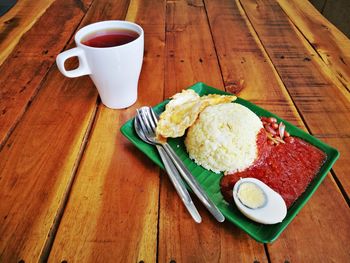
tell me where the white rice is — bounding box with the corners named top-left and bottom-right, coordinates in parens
top-left (184, 103), bottom-right (263, 174)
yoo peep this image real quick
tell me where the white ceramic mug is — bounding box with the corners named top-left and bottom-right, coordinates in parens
top-left (56, 20), bottom-right (144, 109)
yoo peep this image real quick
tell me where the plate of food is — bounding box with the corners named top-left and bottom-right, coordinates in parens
top-left (120, 82), bottom-right (339, 243)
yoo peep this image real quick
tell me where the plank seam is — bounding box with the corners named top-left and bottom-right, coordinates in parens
top-left (156, 0), bottom-right (169, 261)
top-left (277, 1), bottom-right (350, 93)
top-left (39, 0), bottom-right (136, 258)
top-left (202, 0), bottom-right (226, 90)
top-left (237, 0), bottom-right (350, 234)
top-left (0, 0), bottom-right (57, 67)
top-left (0, 0), bottom-right (93, 152)
top-left (235, 0), bottom-right (315, 137)
top-left (156, 173), bottom-right (162, 263)
top-left (205, 0), bottom-right (295, 258)
top-left (39, 100), bottom-right (99, 262)
top-left (330, 169), bottom-right (350, 208)
top-left (36, 0), bottom-right (100, 260)
top-left (263, 243), bottom-right (272, 263)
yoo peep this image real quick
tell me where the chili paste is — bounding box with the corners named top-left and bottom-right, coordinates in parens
top-left (220, 129), bottom-right (326, 208)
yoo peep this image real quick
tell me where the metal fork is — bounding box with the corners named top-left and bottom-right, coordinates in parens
top-left (138, 106), bottom-right (225, 223)
top-left (135, 109), bottom-right (202, 223)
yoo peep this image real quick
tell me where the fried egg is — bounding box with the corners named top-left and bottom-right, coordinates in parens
top-left (156, 90), bottom-right (201, 139)
top-left (156, 90), bottom-right (236, 139)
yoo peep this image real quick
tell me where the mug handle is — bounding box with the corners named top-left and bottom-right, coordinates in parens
top-left (56, 47), bottom-right (91, 78)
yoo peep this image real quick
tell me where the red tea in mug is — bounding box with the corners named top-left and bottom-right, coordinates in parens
top-left (81, 28), bottom-right (139, 48)
top-left (56, 20), bottom-right (144, 109)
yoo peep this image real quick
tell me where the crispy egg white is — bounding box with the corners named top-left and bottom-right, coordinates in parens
top-left (156, 90), bottom-right (236, 139)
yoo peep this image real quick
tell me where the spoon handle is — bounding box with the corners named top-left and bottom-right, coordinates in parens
top-left (156, 145), bottom-right (202, 223)
top-left (163, 143), bottom-right (225, 223)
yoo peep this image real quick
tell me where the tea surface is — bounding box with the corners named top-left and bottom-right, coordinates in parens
top-left (82, 28), bottom-right (139, 48)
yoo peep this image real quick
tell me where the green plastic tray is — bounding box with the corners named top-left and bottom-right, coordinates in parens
top-left (120, 82), bottom-right (339, 243)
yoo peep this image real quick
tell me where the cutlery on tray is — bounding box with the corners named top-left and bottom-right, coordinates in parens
top-left (135, 106), bottom-right (225, 223)
top-left (135, 109), bottom-right (201, 223)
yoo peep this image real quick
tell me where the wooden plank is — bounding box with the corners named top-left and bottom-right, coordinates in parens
top-left (159, 0), bottom-right (268, 262)
top-left (0, 0), bottom-right (93, 149)
top-left (268, 176), bottom-right (350, 262)
top-left (164, 0), bottom-right (224, 97)
top-left (277, 0), bottom-right (350, 91)
top-left (322, 137), bottom-right (350, 203)
top-left (0, 63), bottom-right (98, 261)
top-left (0, 0), bottom-right (130, 261)
top-left (204, 0), bottom-right (300, 120)
top-left (0, 0), bottom-right (56, 66)
top-left (48, 0), bottom-right (163, 261)
top-left (239, 0), bottom-right (350, 195)
top-left (215, 1), bottom-right (350, 262)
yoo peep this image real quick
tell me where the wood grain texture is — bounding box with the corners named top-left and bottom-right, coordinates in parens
top-left (239, 0), bottom-right (350, 196)
top-left (49, 0), bottom-right (164, 261)
top-left (233, 0), bottom-right (350, 261)
top-left (0, 60), bottom-right (97, 261)
top-left (0, 0), bottom-right (349, 261)
top-left (321, 137), bottom-right (350, 203)
top-left (159, 0), bottom-right (267, 262)
top-left (0, 0), bottom-right (56, 66)
top-left (0, 0), bottom-right (98, 261)
top-left (278, 0), bottom-right (350, 91)
top-left (267, 176), bottom-right (350, 262)
top-left (0, 0), bottom-right (92, 149)
top-left (164, 0), bottom-right (224, 98)
top-left (204, 0), bottom-right (300, 121)
top-left (48, 108), bottom-right (159, 263)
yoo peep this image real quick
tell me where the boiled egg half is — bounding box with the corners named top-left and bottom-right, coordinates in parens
top-left (233, 178), bottom-right (287, 224)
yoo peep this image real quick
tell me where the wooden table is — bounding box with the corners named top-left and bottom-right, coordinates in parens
top-left (1, 0), bottom-right (350, 262)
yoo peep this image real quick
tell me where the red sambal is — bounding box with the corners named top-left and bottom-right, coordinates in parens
top-left (220, 128), bottom-right (326, 208)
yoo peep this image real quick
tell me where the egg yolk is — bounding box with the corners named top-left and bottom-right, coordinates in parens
top-left (237, 182), bottom-right (266, 209)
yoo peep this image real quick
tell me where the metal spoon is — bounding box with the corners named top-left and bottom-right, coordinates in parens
top-left (145, 107), bottom-right (225, 223)
top-left (134, 111), bottom-right (202, 223)
top-left (136, 106), bottom-right (225, 222)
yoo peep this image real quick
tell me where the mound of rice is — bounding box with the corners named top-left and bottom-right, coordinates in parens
top-left (184, 103), bottom-right (263, 174)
